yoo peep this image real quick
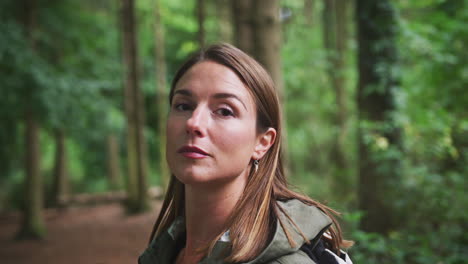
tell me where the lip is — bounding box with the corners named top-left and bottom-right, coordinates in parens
top-left (177, 145), bottom-right (210, 159)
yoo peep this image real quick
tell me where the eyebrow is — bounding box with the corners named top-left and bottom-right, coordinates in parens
top-left (173, 89), bottom-right (192, 97)
top-left (173, 89), bottom-right (248, 110)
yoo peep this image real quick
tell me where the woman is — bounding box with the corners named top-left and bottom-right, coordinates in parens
top-left (139, 43), bottom-right (352, 264)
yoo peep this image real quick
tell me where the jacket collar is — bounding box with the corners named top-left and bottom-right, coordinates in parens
top-left (139, 199), bottom-right (332, 264)
top-left (244, 199), bottom-right (332, 263)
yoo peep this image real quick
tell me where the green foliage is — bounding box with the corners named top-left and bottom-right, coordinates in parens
top-left (343, 0), bottom-right (468, 262)
top-left (346, 207), bottom-right (467, 263)
top-left (282, 0), bottom-right (467, 261)
top-left (282, 0), bottom-right (357, 202)
top-left (0, 0), bottom-right (123, 207)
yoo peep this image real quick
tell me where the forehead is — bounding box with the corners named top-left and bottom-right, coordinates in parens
top-left (174, 61), bottom-right (255, 104)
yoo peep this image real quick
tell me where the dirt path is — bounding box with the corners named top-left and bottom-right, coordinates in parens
top-left (0, 201), bottom-right (161, 264)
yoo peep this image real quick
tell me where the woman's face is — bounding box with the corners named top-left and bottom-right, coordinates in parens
top-left (166, 61), bottom-right (261, 186)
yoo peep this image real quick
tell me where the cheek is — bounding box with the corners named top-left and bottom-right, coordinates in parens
top-left (166, 117), bottom-right (182, 151)
top-left (214, 122), bottom-right (257, 155)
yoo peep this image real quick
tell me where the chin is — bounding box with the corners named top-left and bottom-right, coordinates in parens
top-left (174, 168), bottom-right (242, 187)
top-left (173, 168), bottom-right (212, 185)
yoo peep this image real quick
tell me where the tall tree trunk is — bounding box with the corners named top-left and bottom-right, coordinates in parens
top-left (304, 0), bottom-right (314, 25)
top-left (106, 134), bottom-right (121, 190)
top-left (18, 0), bottom-right (45, 239)
top-left (216, 0), bottom-right (233, 43)
top-left (121, 0), bottom-right (149, 213)
top-left (249, 0), bottom-right (288, 172)
top-left (322, 0), bottom-right (335, 47)
top-left (196, 0), bottom-right (206, 48)
top-left (233, 0), bottom-right (283, 94)
top-left (252, 0), bottom-right (283, 95)
top-left (356, 0), bottom-right (401, 234)
top-left (233, 0), bottom-right (254, 54)
top-left (49, 129), bottom-right (69, 207)
top-left (154, 0), bottom-right (170, 192)
top-left (322, 0), bottom-right (351, 202)
top-left (21, 111), bottom-right (45, 238)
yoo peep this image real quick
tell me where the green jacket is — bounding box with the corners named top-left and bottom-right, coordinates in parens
top-left (138, 199), bottom-right (332, 264)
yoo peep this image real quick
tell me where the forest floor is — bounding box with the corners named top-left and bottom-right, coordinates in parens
top-left (0, 200), bottom-right (161, 264)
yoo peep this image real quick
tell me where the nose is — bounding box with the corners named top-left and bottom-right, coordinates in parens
top-left (186, 107), bottom-right (207, 137)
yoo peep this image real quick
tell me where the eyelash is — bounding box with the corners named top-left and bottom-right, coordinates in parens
top-left (215, 107), bottom-right (234, 117)
top-left (173, 103), bottom-right (235, 117)
top-left (174, 103), bottom-right (192, 111)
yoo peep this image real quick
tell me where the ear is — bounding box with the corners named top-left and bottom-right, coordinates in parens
top-left (252, 128), bottom-right (276, 160)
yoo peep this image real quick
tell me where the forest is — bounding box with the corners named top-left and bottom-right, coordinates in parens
top-left (0, 0), bottom-right (467, 263)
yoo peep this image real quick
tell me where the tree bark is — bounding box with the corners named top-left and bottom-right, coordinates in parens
top-left (322, 0), bottom-right (351, 201)
top-left (18, 0), bottom-right (46, 239)
top-left (356, 0), bottom-right (401, 234)
top-left (233, 0), bottom-right (254, 54)
top-left (249, 0), bottom-right (288, 166)
top-left (121, 0), bottom-right (149, 213)
top-left (154, 0), bottom-right (170, 192)
top-left (304, 0), bottom-right (314, 25)
top-left (252, 0), bottom-right (283, 95)
top-left (50, 129), bottom-right (69, 207)
top-left (196, 0), bottom-right (206, 48)
top-left (322, 0), bottom-right (335, 50)
top-left (251, 0), bottom-right (289, 173)
top-left (106, 134), bottom-right (121, 190)
top-left (21, 111), bottom-right (46, 238)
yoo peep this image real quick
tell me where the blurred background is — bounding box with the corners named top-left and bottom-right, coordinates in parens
top-left (0, 0), bottom-right (467, 263)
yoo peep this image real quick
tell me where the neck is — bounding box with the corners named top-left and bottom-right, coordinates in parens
top-left (183, 174), bottom-right (247, 256)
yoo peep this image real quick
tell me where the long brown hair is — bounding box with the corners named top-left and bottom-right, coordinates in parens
top-left (148, 43), bottom-right (351, 262)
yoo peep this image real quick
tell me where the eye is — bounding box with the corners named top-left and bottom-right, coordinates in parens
top-left (174, 103), bottom-right (192, 111)
top-left (215, 107), bottom-right (234, 117)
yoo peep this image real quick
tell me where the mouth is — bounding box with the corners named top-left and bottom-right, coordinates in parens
top-left (177, 145), bottom-right (210, 159)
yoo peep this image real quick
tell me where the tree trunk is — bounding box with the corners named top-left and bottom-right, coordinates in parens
top-left (18, 0), bottom-right (46, 239)
top-left (106, 134), bottom-right (121, 190)
top-left (322, 0), bottom-right (351, 202)
top-left (233, 0), bottom-right (254, 54)
top-left (196, 0), bottom-right (206, 48)
top-left (250, 0), bottom-right (288, 172)
top-left (49, 129), bottom-right (69, 207)
top-left (20, 110), bottom-right (46, 239)
top-left (304, 0), bottom-right (314, 25)
top-left (121, 0), bottom-right (149, 213)
top-left (356, 0), bottom-right (401, 234)
top-left (216, 0), bottom-right (233, 43)
top-left (252, 0), bottom-right (283, 95)
top-left (154, 0), bottom-right (170, 192)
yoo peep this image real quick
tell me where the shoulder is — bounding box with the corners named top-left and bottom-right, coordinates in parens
top-left (276, 199), bottom-right (332, 243)
top-left (265, 250), bottom-right (316, 264)
top-left (277, 199), bottom-right (331, 228)
top-left (244, 199), bottom-right (331, 264)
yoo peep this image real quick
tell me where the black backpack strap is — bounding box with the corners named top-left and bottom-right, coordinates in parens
top-left (301, 239), bottom-right (343, 264)
top-left (300, 223), bottom-right (352, 264)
